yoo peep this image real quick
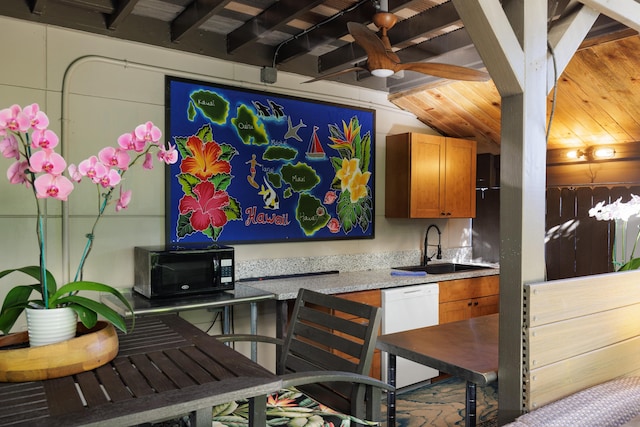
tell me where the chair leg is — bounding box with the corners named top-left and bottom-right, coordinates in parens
top-left (248, 394), bottom-right (267, 426)
top-left (366, 385), bottom-right (382, 422)
top-left (190, 408), bottom-right (211, 426)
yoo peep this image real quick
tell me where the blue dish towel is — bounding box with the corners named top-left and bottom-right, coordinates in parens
top-left (390, 270), bottom-right (427, 276)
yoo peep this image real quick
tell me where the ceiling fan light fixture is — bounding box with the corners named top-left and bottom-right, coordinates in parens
top-left (371, 68), bottom-right (394, 77)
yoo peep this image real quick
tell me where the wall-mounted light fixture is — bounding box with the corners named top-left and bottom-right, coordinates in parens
top-left (565, 146), bottom-right (616, 161)
top-left (547, 142), bottom-right (640, 166)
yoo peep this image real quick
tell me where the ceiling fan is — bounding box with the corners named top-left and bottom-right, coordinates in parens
top-left (304, 11), bottom-right (490, 83)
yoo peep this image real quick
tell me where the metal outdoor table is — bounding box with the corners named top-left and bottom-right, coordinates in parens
top-left (0, 314), bottom-right (282, 426)
top-left (101, 284), bottom-right (274, 361)
top-left (376, 313), bottom-right (498, 427)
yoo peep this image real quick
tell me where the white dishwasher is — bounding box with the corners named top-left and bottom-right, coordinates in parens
top-left (381, 283), bottom-right (439, 388)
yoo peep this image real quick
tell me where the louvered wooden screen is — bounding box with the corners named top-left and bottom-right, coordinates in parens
top-left (545, 186), bottom-right (640, 280)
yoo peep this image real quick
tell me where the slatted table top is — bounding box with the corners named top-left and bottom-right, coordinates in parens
top-left (0, 315), bottom-right (281, 426)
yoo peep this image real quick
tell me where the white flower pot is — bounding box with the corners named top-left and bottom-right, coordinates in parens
top-left (26, 307), bottom-right (77, 347)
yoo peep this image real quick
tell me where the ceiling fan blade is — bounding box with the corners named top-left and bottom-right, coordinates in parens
top-left (398, 62), bottom-right (490, 82)
top-left (302, 66), bottom-right (367, 83)
top-left (347, 22), bottom-right (399, 70)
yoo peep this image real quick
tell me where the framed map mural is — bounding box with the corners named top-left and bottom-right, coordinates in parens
top-left (165, 76), bottom-right (376, 244)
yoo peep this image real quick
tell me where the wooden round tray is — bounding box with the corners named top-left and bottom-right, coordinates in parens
top-left (0, 321), bottom-right (119, 382)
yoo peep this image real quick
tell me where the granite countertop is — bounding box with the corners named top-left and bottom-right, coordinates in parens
top-left (242, 265), bottom-right (500, 300)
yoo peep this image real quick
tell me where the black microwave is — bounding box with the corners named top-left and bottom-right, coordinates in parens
top-left (133, 243), bottom-right (235, 299)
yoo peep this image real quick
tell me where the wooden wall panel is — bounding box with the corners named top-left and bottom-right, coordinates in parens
top-left (544, 186), bottom-right (640, 280)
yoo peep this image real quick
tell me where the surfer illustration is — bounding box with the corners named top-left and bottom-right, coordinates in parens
top-left (258, 177), bottom-right (279, 210)
top-left (245, 154), bottom-right (262, 189)
top-left (284, 116), bottom-right (306, 142)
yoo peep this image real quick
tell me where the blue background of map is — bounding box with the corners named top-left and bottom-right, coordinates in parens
top-left (165, 76), bottom-right (376, 244)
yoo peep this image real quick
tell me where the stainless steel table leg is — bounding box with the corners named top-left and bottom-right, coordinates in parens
top-left (387, 353), bottom-right (397, 427)
top-left (465, 381), bottom-right (477, 427)
top-left (250, 301), bottom-right (257, 362)
top-left (223, 306), bottom-right (230, 334)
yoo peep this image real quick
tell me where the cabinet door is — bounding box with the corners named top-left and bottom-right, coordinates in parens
top-left (444, 137), bottom-right (477, 217)
top-left (439, 299), bottom-right (474, 323)
top-left (439, 294), bottom-right (500, 323)
top-left (471, 294), bottom-right (500, 317)
top-left (409, 134), bottom-right (445, 218)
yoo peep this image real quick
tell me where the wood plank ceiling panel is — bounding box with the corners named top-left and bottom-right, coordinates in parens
top-left (390, 33), bottom-right (640, 153)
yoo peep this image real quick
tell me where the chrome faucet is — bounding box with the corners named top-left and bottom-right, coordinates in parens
top-left (423, 224), bottom-right (443, 265)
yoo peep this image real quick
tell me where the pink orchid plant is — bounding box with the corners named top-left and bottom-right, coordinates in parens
top-left (0, 103), bottom-right (178, 335)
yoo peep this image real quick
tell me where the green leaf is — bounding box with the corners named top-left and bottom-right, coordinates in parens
top-left (210, 173), bottom-right (232, 192)
top-left (618, 257), bottom-right (640, 271)
top-left (51, 281), bottom-right (133, 332)
top-left (0, 266), bottom-right (57, 294)
top-left (218, 143), bottom-right (238, 162)
top-left (69, 304), bottom-right (98, 329)
top-left (55, 294), bottom-right (128, 333)
top-left (177, 173), bottom-right (200, 197)
top-left (223, 197), bottom-right (242, 221)
top-left (196, 124), bottom-right (214, 143)
top-left (177, 212), bottom-right (195, 238)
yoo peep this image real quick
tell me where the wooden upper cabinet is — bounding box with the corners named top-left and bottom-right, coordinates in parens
top-left (385, 133), bottom-right (477, 218)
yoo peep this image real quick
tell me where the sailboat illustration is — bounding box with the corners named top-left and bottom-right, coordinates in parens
top-left (306, 126), bottom-right (326, 160)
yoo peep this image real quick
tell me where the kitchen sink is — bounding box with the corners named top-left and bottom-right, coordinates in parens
top-left (392, 263), bottom-right (492, 274)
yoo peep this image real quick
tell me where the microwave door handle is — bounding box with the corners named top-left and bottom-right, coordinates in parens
top-left (212, 258), bottom-right (220, 285)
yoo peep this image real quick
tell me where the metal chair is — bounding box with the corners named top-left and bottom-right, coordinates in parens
top-left (215, 288), bottom-right (392, 425)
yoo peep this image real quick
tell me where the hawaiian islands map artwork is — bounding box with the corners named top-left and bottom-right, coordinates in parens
top-left (166, 77), bottom-right (375, 244)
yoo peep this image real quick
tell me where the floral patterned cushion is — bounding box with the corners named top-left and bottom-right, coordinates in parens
top-left (212, 387), bottom-right (378, 427)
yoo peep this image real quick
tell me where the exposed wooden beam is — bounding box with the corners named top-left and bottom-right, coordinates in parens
top-left (580, 0), bottom-right (640, 32)
top-left (227, 0), bottom-right (324, 53)
top-left (32, 0), bottom-right (47, 15)
top-left (451, 0), bottom-right (524, 97)
top-left (108, 0), bottom-right (140, 30)
top-left (171, 0), bottom-right (230, 42)
top-left (547, 3), bottom-right (599, 91)
top-left (317, 1), bottom-right (461, 73)
top-left (274, 1), bottom-right (378, 65)
top-left (452, 0), bottom-right (552, 423)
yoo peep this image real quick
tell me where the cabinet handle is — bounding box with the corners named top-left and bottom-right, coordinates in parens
top-left (467, 301), bottom-right (472, 306)
top-left (474, 301), bottom-right (479, 306)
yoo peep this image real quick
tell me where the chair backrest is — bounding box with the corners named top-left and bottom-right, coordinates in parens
top-left (280, 288), bottom-right (382, 416)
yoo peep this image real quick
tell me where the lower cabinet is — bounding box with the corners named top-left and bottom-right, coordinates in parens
top-left (439, 275), bottom-right (500, 324)
top-left (336, 289), bottom-right (382, 379)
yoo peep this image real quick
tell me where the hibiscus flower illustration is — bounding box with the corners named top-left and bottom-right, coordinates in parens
top-left (180, 135), bottom-right (231, 181)
top-left (178, 180), bottom-right (230, 231)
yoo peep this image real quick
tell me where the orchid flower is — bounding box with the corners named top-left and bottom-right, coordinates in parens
top-left (116, 187), bottom-right (132, 212)
top-left (97, 168), bottom-right (122, 188)
top-left (117, 131), bottom-right (146, 152)
top-left (34, 173), bottom-right (74, 200)
top-left (22, 103), bottom-right (50, 130)
top-left (29, 149), bottom-right (67, 175)
top-left (30, 129), bottom-right (59, 150)
top-left (143, 152), bottom-right (153, 170)
top-left (0, 134), bottom-right (19, 159)
top-left (99, 146), bottom-right (130, 170)
top-left (0, 104), bottom-right (30, 133)
top-left (7, 160), bottom-right (30, 186)
top-left (158, 143), bottom-right (178, 164)
top-left (134, 121), bottom-right (162, 145)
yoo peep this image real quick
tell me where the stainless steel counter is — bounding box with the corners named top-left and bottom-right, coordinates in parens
top-left (101, 284), bottom-right (275, 361)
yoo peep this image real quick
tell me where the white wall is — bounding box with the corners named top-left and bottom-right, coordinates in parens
top-left (0, 16), bottom-right (472, 364)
